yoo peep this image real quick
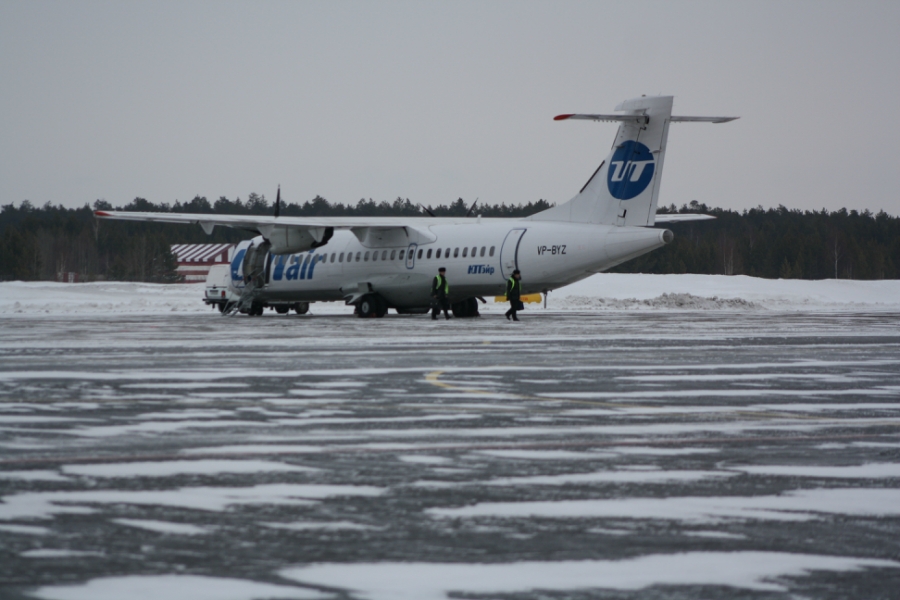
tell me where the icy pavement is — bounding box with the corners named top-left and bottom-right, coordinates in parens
top-left (1, 289), bottom-right (900, 598)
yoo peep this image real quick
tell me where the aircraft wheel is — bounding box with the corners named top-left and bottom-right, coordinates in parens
top-left (375, 297), bottom-right (388, 318)
top-left (451, 298), bottom-right (480, 318)
top-left (217, 303), bottom-right (226, 313)
top-left (358, 295), bottom-right (378, 318)
top-left (358, 294), bottom-right (387, 318)
top-left (293, 302), bottom-right (310, 315)
top-left (275, 306), bottom-right (290, 315)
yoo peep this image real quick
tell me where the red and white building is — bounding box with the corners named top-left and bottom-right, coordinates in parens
top-left (170, 243), bottom-right (235, 283)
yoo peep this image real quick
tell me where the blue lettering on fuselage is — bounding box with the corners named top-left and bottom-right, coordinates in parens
top-left (307, 253), bottom-right (321, 279)
top-left (230, 249), bottom-right (246, 281)
top-left (274, 251), bottom-right (320, 282)
top-left (272, 255), bottom-right (286, 280)
top-left (284, 257), bottom-right (300, 280)
top-left (467, 264), bottom-right (495, 275)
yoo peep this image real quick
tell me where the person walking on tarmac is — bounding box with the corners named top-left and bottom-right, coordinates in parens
top-left (431, 267), bottom-right (451, 320)
top-left (505, 270), bottom-right (523, 321)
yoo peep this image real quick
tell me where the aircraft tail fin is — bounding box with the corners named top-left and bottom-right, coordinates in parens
top-left (531, 96), bottom-right (737, 227)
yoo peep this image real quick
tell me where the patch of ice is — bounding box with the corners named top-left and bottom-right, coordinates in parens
top-left (587, 527), bottom-right (632, 536)
top-left (0, 470), bottom-right (69, 482)
top-left (181, 445), bottom-right (324, 456)
top-left (0, 484), bottom-right (385, 520)
top-left (609, 447), bottom-right (720, 456)
top-left (112, 519), bottom-right (212, 535)
top-left (733, 463), bottom-right (900, 479)
top-left (414, 470), bottom-right (733, 489)
top-left (427, 488), bottom-right (900, 523)
top-left (22, 549), bottom-right (104, 558)
top-left (472, 450), bottom-right (614, 460)
top-left (61, 459), bottom-right (316, 478)
top-left (68, 419), bottom-right (276, 438)
top-left (398, 455), bottom-right (451, 465)
top-left (261, 520), bottom-right (379, 531)
top-left (279, 552), bottom-right (899, 598)
top-left (684, 531), bottom-right (747, 540)
top-left (0, 523), bottom-right (50, 535)
top-left (28, 574), bottom-right (326, 600)
top-left (131, 409), bottom-right (237, 420)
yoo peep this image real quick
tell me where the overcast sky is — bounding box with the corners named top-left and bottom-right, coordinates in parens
top-left (2, 1), bottom-right (899, 215)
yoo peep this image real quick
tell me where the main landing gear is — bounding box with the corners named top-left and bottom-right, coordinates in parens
top-left (357, 294), bottom-right (388, 318)
top-left (451, 297), bottom-right (480, 318)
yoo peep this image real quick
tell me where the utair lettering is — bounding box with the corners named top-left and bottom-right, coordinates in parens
top-left (467, 264), bottom-right (495, 275)
top-left (273, 251), bottom-right (321, 281)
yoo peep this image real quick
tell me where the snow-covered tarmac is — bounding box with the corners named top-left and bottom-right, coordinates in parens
top-left (1, 275), bottom-right (900, 599)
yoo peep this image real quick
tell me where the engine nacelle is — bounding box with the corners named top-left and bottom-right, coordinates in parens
top-left (266, 226), bottom-right (334, 255)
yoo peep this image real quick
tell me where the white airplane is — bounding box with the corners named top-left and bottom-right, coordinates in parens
top-left (95, 96), bottom-right (737, 317)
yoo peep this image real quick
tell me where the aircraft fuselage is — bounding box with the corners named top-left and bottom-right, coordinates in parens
top-left (236, 220), bottom-right (670, 309)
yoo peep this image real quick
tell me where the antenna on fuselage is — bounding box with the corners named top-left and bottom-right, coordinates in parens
top-left (419, 204), bottom-right (436, 218)
top-left (466, 198), bottom-right (479, 217)
top-left (274, 185), bottom-right (281, 218)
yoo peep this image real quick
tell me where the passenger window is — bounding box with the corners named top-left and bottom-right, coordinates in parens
top-left (373, 252), bottom-right (378, 262)
top-left (480, 247), bottom-right (485, 257)
top-left (339, 252), bottom-right (344, 262)
top-left (356, 252), bottom-right (361, 262)
top-left (417, 249), bottom-right (423, 259)
top-left (304, 255), bottom-right (311, 265)
top-left (445, 248), bottom-right (450, 257)
top-left (381, 250), bottom-right (386, 260)
top-left (453, 248), bottom-right (459, 258)
top-left (436, 249), bottom-right (442, 259)
top-left (364, 251), bottom-right (370, 261)
top-left (427, 249), bottom-right (432, 259)
top-left (330, 253), bottom-right (335, 262)
top-left (399, 250), bottom-right (405, 260)
top-left (462, 247), bottom-right (468, 258)
top-left (489, 246), bottom-right (495, 257)
top-left (471, 246), bottom-right (477, 256)
top-left (390, 250), bottom-right (396, 260)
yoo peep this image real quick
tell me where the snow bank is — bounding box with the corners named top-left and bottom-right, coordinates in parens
top-left (0, 281), bottom-right (210, 315)
top-left (2, 274), bottom-right (898, 316)
top-left (550, 273), bottom-right (900, 311)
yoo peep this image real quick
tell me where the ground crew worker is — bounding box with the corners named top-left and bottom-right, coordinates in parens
top-left (431, 267), bottom-right (451, 320)
top-left (505, 269), bottom-right (522, 321)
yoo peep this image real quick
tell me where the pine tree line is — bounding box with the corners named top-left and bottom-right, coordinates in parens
top-left (1, 196), bottom-right (897, 281)
top-left (613, 201), bottom-right (900, 280)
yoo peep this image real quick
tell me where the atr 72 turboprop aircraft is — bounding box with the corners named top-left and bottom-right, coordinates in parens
top-left (95, 96), bottom-right (737, 318)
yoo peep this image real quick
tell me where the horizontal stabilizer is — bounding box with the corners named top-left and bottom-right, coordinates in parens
top-left (670, 116), bottom-right (739, 124)
top-left (554, 114), bottom-right (649, 124)
top-left (654, 213), bottom-right (716, 223)
top-left (555, 114), bottom-right (738, 124)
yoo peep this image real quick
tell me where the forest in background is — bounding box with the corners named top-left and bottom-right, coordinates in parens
top-left (0, 194), bottom-right (897, 282)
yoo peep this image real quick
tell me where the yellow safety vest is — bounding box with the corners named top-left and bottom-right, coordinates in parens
top-left (435, 275), bottom-right (449, 295)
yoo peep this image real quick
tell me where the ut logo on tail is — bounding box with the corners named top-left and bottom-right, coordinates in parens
top-left (608, 140), bottom-right (655, 200)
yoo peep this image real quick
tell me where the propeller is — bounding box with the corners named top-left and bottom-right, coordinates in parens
top-left (274, 185), bottom-right (281, 218)
top-left (466, 197), bottom-right (479, 217)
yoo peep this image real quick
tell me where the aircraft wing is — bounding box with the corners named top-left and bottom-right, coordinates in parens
top-left (93, 210), bottom-right (477, 253)
top-left (93, 210), bottom-right (477, 231)
top-left (653, 213), bottom-right (716, 223)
